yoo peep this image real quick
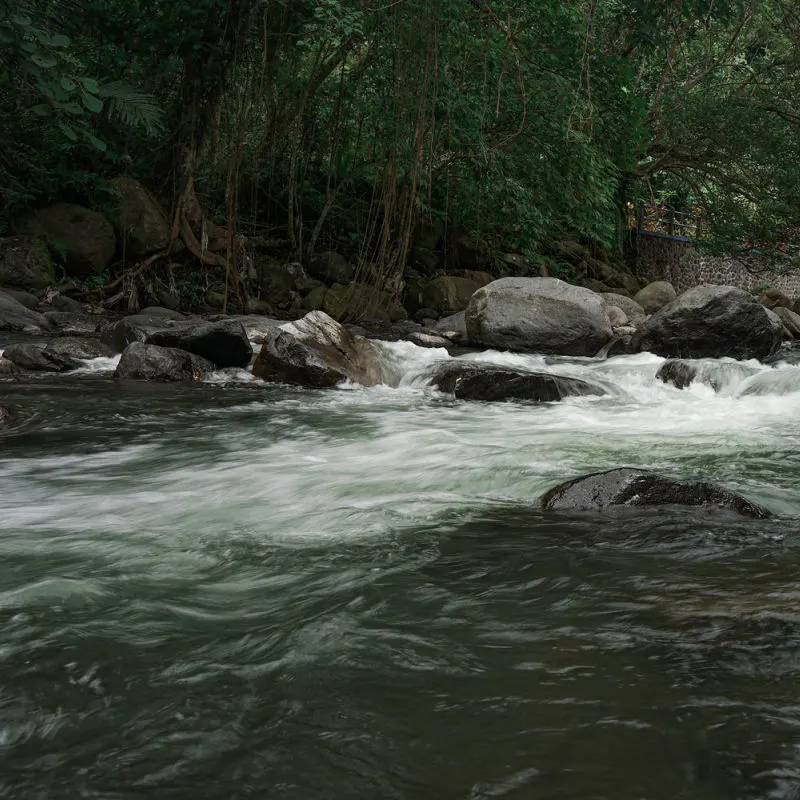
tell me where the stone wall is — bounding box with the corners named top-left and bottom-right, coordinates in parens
top-left (631, 232), bottom-right (800, 298)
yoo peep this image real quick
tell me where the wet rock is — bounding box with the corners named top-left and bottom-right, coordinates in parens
top-left (606, 305), bottom-right (628, 328)
top-left (115, 342), bottom-right (214, 382)
top-left (307, 251), bottom-right (354, 286)
top-left (429, 363), bottom-right (604, 402)
top-left (139, 306), bottom-right (185, 321)
top-left (0, 359), bottom-right (24, 378)
top-left (220, 315), bottom-right (282, 345)
top-left (3, 288), bottom-right (40, 310)
top-left (656, 360), bottom-right (702, 390)
top-left (758, 288), bottom-right (792, 310)
top-left (2, 343), bottom-right (81, 372)
top-left (0, 291), bottom-right (52, 333)
top-left (634, 281), bottom-right (677, 314)
top-left (600, 293), bottom-right (646, 326)
top-left (48, 294), bottom-right (84, 313)
top-left (772, 306), bottom-right (800, 339)
top-left (763, 342), bottom-right (800, 366)
top-left (539, 468), bottom-right (770, 518)
top-left (108, 177), bottom-right (171, 258)
top-left (434, 311), bottom-right (468, 344)
top-left (100, 313), bottom-right (175, 352)
top-left (421, 275), bottom-right (482, 315)
top-left (407, 331), bottom-right (452, 349)
top-left (415, 307), bottom-right (438, 322)
top-left (47, 337), bottom-right (116, 360)
top-left (466, 277), bottom-right (612, 356)
top-left (0, 236), bottom-right (54, 290)
top-left (15, 203), bottom-right (115, 277)
top-left (43, 311), bottom-right (102, 336)
top-left (145, 319), bottom-right (252, 368)
top-left (633, 285), bottom-right (782, 360)
top-left (252, 310), bottom-right (381, 388)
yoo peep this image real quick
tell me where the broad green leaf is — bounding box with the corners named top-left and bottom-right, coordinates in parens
top-left (81, 92), bottom-right (104, 113)
top-left (83, 131), bottom-right (108, 152)
top-left (79, 78), bottom-right (99, 94)
top-left (60, 77), bottom-right (76, 92)
top-left (31, 53), bottom-right (58, 69)
top-left (57, 120), bottom-right (79, 141)
top-left (50, 34), bottom-right (70, 48)
top-left (10, 14), bottom-right (33, 27)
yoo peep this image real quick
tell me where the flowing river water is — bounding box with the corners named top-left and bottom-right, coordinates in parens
top-left (2, 339), bottom-right (800, 799)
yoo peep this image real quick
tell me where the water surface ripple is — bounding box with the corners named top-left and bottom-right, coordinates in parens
top-left (1, 346), bottom-right (800, 799)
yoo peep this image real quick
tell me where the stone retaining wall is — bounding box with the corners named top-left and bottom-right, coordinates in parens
top-left (631, 233), bottom-right (800, 298)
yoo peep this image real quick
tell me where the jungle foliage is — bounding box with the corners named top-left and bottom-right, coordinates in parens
top-left (1, 0), bottom-right (799, 289)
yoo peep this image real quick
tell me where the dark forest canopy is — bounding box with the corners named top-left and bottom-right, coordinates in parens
top-left (2, 0), bottom-right (799, 293)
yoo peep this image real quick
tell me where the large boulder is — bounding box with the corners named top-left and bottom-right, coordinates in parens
top-left (146, 319), bottom-right (252, 368)
top-left (540, 468), bottom-right (770, 519)
top-left (600, 293), bottom-right (646, 326)
top-left (0, 236), bottom-right (55, 290)
top-left (0, 291), bottom-right (52, 333)
top-left (429, 363), bottom-right (604, 402)
top-left (47, 337), bottom-right (116, 360)
top-left (44, 311), bottom-right (103, 337)
top-left (218, 314), bottom-right (282, 344)
top-left (100, 313), bottom-right (176, 352)
top-left (465, 277), bottom-right (612, 356)
top-left (633, 284), bottom-right (782, 360)
top-left (108, 177), bottom-right (171, 259)
top-left (772, 306), bottom-right (800, 339)
top-left (3, 289), bottom-right (40, 310)
top-left (307, 251), bottom-right (354, 286)
top-left (15, 203), bottom-right (116, 277)
top-left (634, 281), bottom-right (677, 314)
top-left (1, 343), bottom-right (81, 372)
top-left (252, 310), bottom-right (381, 388)
top-left (115, 342), bottom-right (214, 381)
top-left (421, 275), bottom-right (481, 315)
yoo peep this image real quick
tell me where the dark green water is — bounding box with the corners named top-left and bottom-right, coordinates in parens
top-left (2, 348), bottom-right (800, 799)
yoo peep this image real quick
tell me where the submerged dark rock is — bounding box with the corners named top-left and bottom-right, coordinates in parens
top-left (540, 467), bottom-right (770, 519)
top-left (1, 343), bottom-right (81, 372)
top-left (115, 342), bottom-right (214, 382)
top-left (430, 363), bottom-right (604, 402)
top-left (253, 310), bottom-right (381, 388)
top-left (656, 360), bottom-right (700, 390)
top-left (146, 319), bottom-right (252, 368)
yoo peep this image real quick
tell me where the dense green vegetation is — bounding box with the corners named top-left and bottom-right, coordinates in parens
top-left (2, 0), bottom-right (799, 301)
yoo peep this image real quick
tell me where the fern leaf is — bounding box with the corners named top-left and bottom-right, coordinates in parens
top-left (98, 81), bottom-right (164, 137)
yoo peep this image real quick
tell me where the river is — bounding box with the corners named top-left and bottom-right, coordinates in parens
top-left (1, 340), bottom-right (800, 798)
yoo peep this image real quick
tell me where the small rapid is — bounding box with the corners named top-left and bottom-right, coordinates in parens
top-left (3, 338), bottom-right (800, 798)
